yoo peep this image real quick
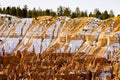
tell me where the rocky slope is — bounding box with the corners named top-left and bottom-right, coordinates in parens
top-left (0, 14), bottom-right (120, 79)
top-left (0, 15), bottom-right (120, 59)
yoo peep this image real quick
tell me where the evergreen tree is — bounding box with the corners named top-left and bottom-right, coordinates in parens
top-left (100, 10), bottom-right (109, 20)
top-left (37, 8), bottom-right (43, 16)
top-left (6, 7), bottom-right (11, 14)
top-left (50, 9), bottom-right (56, 17)
top-left (71, 12), bottom-right (76, 18)
top-left (109, 10), bottom-right (114, 18)
top-left (84, 10), bottom-right (88, 17)
top-left (27, 10), bottom-right (32, 18)
top-left (89, 12), bottom-right (94, 17)
top-left (16, 7), bottom-right (21, 17)
top-left (75, 7), bottom-right (80, 17)
top-left (96, 11), bottom-right (101, 18)
top-left (2, 8), bottom-right (6, 14)
top-left (10, 7), bottom-right (17, 16)
top-left (57, 6), bottom-right (63, 16)
top-left (45, 9), bottom-right (50, 16)
top-left (21, 5), bottom-right (27, 17)
top-left (0, 5), bottom-right (116, 19)
top-left (94, 8), bottom-right (101, 18)
top-left (118, 14), bottom-right (120, 16)
top-left (80, 11), bottom-right (84, 17)
top-left (63, 7), bottom-right (71, 17)
top-left (32, 8), bottom-right (37, 17)
top-left (0, 7), bottom-right (2, 13)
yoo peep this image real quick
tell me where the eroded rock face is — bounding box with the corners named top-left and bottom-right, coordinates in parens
top-left (0, 15), bottom-right (120, 80)
top-left (0, 16), bottom-right (120, 58)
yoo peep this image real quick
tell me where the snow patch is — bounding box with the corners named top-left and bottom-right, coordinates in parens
top-left (68, 40), bottom-right (84, 53)
top-left (104, 43), bottom-right (120, 58)
top-left (22, 18), bottom-right (33, 35)
top-left (3, 38), bottom-right (19, 53)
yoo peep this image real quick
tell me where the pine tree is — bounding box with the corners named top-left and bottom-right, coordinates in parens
top-left (50, 9), bottom-right (56, 17)
top-left (57, 6), bottom-right (63, 16)
top-left (94, 8), bottom-right (101, 18)
top-left (63, 7), bottom-right (71, 17)
top-left (6, 7), bottom-right (11, 14)
top-left (10, 7), bottom-right (17, 16)
top-left (21, 5), bottom-right (27, 17)
top-left (0, 7), bottom-right (2, 13)
top-left (89, 12), bottom-right (94, 17)
top-left (118, 14), bottom-right (120, 16)
top-left (27, 10), bottom-right (32, 18)
top-left (100, 10), bottom-right (109, 20)
top-left (0, 5), bottom-right (115, 19)
top-left (16, 7), bottom-right (21, 17)
top-left (109, 10), bottom-right (114, 18)
top-left (80, 11), bottom-right (84, 17)
top-left (75, 7), bottom-right (80, 17)
top-left (45, 9), bottom-right (50, 16)
top-left (2, 8), bottom-right (6, 14)
top-left (32, 8), bottom-right (37, 17)
top-left (84, 10), bottom-right (88, 17)
top-left (37, 8), bottom-right (42, 16)
top-left (71, 12), bottom-right (76, 18)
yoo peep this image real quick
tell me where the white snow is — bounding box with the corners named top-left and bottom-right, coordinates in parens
top-left (83, 18), bottom-right (101, 35)
top-left (3, 38), bottom-right (19, 53)
top-left (29, 24), bottom-right (39, 37)
top-left (86, 30), bottom-right (93, 35)
top-left (0, 37), bottom-right (5, 41)
top-left (113, 31), bottom-right (120, 38)
top-left (0, 23), bottom-right (6, 30)
top-left (59, 46), bottom-right (65, 53)
top-left (54, 20), bottom-right (61, 37)
top-left (94, 27), bottom-right (102, 37)
top-left (65, 17), bottom-right (70, 21)
top-left (68, 40), bottom-right (84, 53)
top-left (28, 39), bottom-right (42, 54)
top-left (84, 18), bottom-right (100, 30)
top-left (22, 18), bottom-right (33, 35)
top-left (69, 71), bottom-right (75, 74)
top-left (99, 71), bottom-right (112, 79)
top-left (0, 47), bottom-right (3, 56)
top-left (5, 22), bottom-right (15, 36)
top-left (78, 31), bottom-right (86, 35)
top-left (14, 19), bottom-right (26, 35)
top-left (58, 19), bottom-right (67, 35)
top-left (104, 43), bottom-right (120, 58)
top-left (41, 39), bottom-right (51, 53)
top-left (46, 24), bottom-right (55, 37)
top-left (17, 38), bottom-right (29, 51)
top-left (81, 45), bottom-right (90, 53)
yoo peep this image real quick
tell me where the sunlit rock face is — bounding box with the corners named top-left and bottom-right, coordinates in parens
top-left (0, 14), bottom-right (120, 58)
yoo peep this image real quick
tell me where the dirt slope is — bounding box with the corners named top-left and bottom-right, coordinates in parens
top-left (0, 16), bottom-right (120, 59)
